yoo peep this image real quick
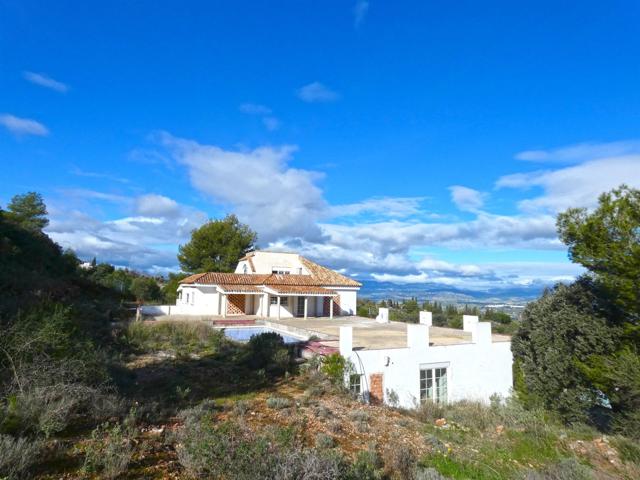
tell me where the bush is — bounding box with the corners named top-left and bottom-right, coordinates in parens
top-left (123, 320), bottom-right (224, 355)
top-left (383, 444), bottom-right (417, 479)
top-left (350, 446), bottom-right (385, 480)
top-left (415, 400), bottom-right (446, 424)
top-left (524, 458), bottom-right (593, 480)
top-left (0, 359), bottom-right (123, 437)
top-left (266, 396), bottom-right (292, 410)
top-left (315, 432), bottom-right (335, 449)
top-left (321, 353), bottom-right (346, 387)
top-left (247, 332), bottom-right (290, 373)
top-left (612, 435), bottom-right (640, 464)
top-left (0, 434), bottom-right (42, 479)
top-left (82, 416), bottom-right (137, 480)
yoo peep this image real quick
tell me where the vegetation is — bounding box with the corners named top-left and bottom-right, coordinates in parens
top-left (177, 214), bottom-right (257, 273)
top-left (1, 187), bottom-right (640, 478)
top-left (514, 185), bottom-right (640, 438)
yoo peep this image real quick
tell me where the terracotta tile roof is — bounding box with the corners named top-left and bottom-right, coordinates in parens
top-left (263, 274), bottom-right (320, 286)
top-left (180, 254), bottom-right (361, 288)
top-left (265, 285), bottom-right (337, 295)
top-left (299, 256), bottom-right (361, 287)
top-left (180, 273), bottom-right (270, 285)
top-left (217, 284), bottom-right (263, 293)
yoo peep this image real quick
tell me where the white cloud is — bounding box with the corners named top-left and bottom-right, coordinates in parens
top-left (70, 166), bottom-right (130, 184)
top-left (46, 193), bottom-right (207, 270)
top-left (516, 140), bottom-right (640, 163)
top-left (159, 133), bottom-right (327, 242)
top-left (449, 185), bottom-right (486, 212)
top-left (262, 116), bottom-right (280, 131)
top-left (23, 71), bottom-right (69, 93)
top-left (329, 196), bottom-right (426, 219)
top-left (135, 194), bottom-right (180, 217)
top-left (354, 1), bottom-right (370, 27)
top-left (497, 155), bottom-right (640, 213)
top-left (296, 82), bottom-right (339, 103)
top-left (0, 114), bottom-right (49, 137)
top-left (239, 103), bottom-right (272, 115)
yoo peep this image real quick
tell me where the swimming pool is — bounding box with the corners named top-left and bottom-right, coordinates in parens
top-left (220, 326), bottom-right (306, 344)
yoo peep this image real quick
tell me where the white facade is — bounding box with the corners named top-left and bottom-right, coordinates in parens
top-left (166, 251), bottom-right (360, 319)
top-left (340, 315), bottom-right (513, 407)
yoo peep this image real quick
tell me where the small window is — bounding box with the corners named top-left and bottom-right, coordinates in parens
top-left (186, 293), bottom-right (190, 304)
top-left (420, 366), bottom-right (447, 404)
top-left (349, 374), bottom-right (362, 395)
top-left (269, 296), bottom-right (288, 306)
top-left (242, 264), bottom-right (248, 274)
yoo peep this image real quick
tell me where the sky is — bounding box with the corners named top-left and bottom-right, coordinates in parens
top-left (1, 1), bottom-right (640, 294)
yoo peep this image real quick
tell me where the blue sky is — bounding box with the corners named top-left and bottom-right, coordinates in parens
top-left (2, 1), bottom-right (640, 293)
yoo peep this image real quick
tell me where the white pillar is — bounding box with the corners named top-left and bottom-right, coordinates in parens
top-left (376, 307), bottom-right (389, 323)
top-left (339, 326), bottom-right (353, 356)
top-left (222, 294), bottom-right (227, 318)
top-left (329, 297), bottom-right (334, 319)
top-left (263, 293), bottom-right (269, 317)
top-left (304, 297), bottom-right (308, 319)
top-left (463, 315), bottom-right (479, 333)
top-left (407, 324), bottom-right (429, 350)
top-left (277, 296), bottom-right (281, 320)
top-left (419, 311), bottom-right (432, 326)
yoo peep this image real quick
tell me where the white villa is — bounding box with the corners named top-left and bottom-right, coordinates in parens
top-left (140, 251), bottom-right (513, 408)
top-left (173, 251), bottom-right (361, 319)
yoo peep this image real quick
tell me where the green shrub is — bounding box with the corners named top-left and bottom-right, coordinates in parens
top-left (82, 417), bottom-right (137, 480)
top-left (123, 320), bottom-right (223, 355)
top-left (612, 435), bottom-right (640, 464)
top-left (350, 445), bottom-right (385, 480)
top-left (266, 396), bottom-right (292, 409)
top-left (315, 432), bottom-right (335, 449)
top-left (383, 444), bottom-right (417, 479)
top-left (0, 434), bottom-right (42, 479)
top-left (415, 400), bottom-right (446, 424)
top-left (321, 353), bottom-right (346, 387)
top-left (247, 332), bottom-right (290, 373)
top-left (524, 458), bottom-right (593, 480)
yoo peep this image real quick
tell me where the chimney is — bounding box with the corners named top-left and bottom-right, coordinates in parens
top-left (339, 326), bottom-right (353, 356)
top-left (407, 324), bottom-right (429, 350)
top-left (419, 311), bottom-right (432, 326)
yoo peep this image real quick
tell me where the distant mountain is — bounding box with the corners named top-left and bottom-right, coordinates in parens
top-left (359, 281), bottom-right (547, 306)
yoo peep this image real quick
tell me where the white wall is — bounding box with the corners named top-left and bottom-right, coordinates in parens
top-left (341, 322), bottom-right (513, 408)
top-left (176, 285), bottom-right (221, 315)
top-left (335, 288), bottom-right (357, 315)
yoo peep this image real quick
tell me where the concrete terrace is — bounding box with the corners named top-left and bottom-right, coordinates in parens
top-left (264, 316), bottom-right (511, 350)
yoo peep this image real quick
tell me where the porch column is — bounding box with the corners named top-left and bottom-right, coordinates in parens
top-left (277, 296), bottom-right (281, 320)
top-left (262, 293), bottom-right (269, 317)
top-left (329, 296), bottom-right (334, 319)
top-left (304, 297), bottom-right (308, 319)
top-left (222, 294), bottom-right (227, 318)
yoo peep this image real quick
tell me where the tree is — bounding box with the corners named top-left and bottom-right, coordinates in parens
top-left (6, 192), bottom-right (49, 231)
top-left (162, 272), bottom-right (189, 303)
top-left (130, 276), bottom-right (161, 303)
top-left (178, 214), bottom-right (257, 273)
top-left (557, 185), bottom-right (640, 321)
top-left (512, 278), bottom-right (617, 422)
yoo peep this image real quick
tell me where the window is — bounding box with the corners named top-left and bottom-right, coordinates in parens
top-left (420, 366), bottom-right (448, 404)
top-left (242, 264), bottom-right (248, 274)
top-left (271, 267), bottom-right (291, 275)
top-left (349, 374), bottom-right (362, 395)
top-left (186, 293), bottom-right (190, 304)
top-left (269, 296), bottom-right (288, 306)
